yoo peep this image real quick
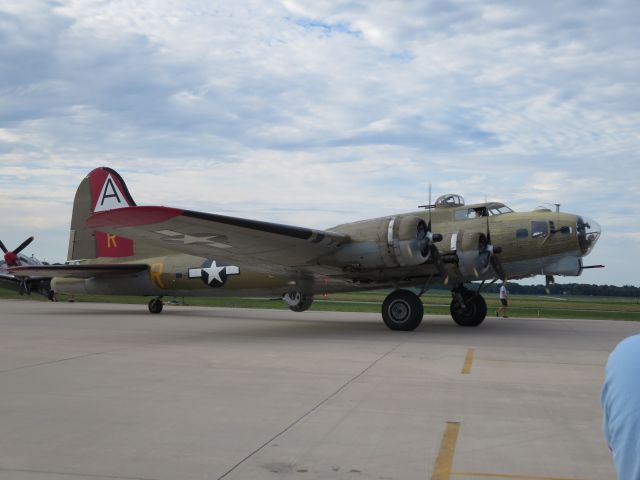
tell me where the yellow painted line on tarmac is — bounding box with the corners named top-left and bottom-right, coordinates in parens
top-left (461, 348), bottom-right (475, 374)
top-left (451, 471), bottom-right (583, 480)
top-left (431, 422), bottom-right (461, 480)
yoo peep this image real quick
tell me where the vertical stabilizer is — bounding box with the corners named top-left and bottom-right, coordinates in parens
top-left (68, 168), bottom-right (136, 260)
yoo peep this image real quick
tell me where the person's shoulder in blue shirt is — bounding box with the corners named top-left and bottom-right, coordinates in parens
top-left (601, 334), bottom-right (640, 479)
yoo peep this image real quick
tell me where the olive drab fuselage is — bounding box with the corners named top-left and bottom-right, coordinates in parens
top-left (54, 194), bottom-right (601, 299)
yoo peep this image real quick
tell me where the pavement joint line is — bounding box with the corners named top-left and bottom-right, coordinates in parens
top-left (0, 350), bottom-right (124, 375)
top-left (216, 340), bottom-right (408, 480)
top-left (461, 348), bottom-right (475, 374)
top-left (450, 472), bottom-right (584, 480)
top-left (431, 421), bottom-right (461, 480)
top-left (0, 466), bottom-right (158, 480)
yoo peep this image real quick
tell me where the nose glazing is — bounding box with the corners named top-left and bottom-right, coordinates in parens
top-left (576, 216), bottom-right (601, 256)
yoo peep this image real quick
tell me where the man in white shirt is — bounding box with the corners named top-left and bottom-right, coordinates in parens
top-left (601, 335), bottom-right (640, 479)
top-left (497, 281), bottom-right (508, 317)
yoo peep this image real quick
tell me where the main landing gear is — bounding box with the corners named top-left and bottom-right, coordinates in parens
top-left (380, 286), bottom-right (488, 331)
top-left (148, 297), bottom-right (163, 314)
top-left (450, 287), bottom-right (487, 327)
top-left (381, 289), bottom-right (424, 331)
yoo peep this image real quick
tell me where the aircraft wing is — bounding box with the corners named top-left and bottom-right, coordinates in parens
top-left (0, 272), bottom-right (52, 297)
top-left (87, 206), bottom-right (350, 272)
top-left (0, 273), bottom-right (21, 289)
top-left (8, 264), bottom-right (148, 279)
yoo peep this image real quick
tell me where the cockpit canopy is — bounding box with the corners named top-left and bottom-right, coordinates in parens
top-left (435, 194), bottom-right (465, 207)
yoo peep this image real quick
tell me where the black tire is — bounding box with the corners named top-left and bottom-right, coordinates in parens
top-left (450, 290), bottom-right (486, 327)
top-left (382, 289), bottom-right (424, 331)
top-left (148, 298), bottom-right (163, 314)
top-left (289, 294), bottom-right (314, 312)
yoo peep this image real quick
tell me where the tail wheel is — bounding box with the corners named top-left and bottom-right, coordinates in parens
top-left (450, 290), bottom-right (486, 327)
top-left (382, 289), bottom-right (424, 331)
top-left (148, 298), bottom-right (163, 314)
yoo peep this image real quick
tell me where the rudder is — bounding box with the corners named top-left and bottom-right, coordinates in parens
top-left (67, 167), bottom-right (136, 260)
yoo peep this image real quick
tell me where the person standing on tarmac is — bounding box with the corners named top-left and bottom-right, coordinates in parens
top-left (601, 335), bottom-right (640, 479)
top-left (497, 281), bottom-right (509, 317)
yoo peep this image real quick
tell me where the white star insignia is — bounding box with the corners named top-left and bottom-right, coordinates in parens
top-left (202, 261), bottom-right (225, 285)
top-left (154, 230), bottom-right (232, 249)
top-left (188, 260), bottom-right (240, 287)
top-left (182, 234), bottom-right (215, 245)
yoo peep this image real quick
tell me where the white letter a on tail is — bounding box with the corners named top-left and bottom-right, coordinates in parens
top-left (94, 174), bottom-right (128, 212)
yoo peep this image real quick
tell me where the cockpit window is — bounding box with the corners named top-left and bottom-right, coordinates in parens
top-left (455, 207), bottom-right (488, 220)
top-left (454, 204), bottom-right (514, 221)
top-left (454, 209), bottom-right (467, 220)
top-left (531, 221), bottom-right (548, 238)
top-left (489, 206), bottom-right (514, 216)
top-left (468, 207), bottom-right (488, 218)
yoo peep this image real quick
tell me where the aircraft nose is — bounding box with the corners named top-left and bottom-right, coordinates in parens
top-left (576, 216), bottom-right (601, 256)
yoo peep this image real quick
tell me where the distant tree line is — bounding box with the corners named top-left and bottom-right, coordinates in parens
top-left (464, 282), bottom-right (640, 297)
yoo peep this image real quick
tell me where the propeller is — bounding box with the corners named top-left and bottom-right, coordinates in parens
top-left (417, 184), bottom-right (446, 279)
top-left (474, 211), bottom-right (506, 280)
top-left (0, 236), bottom-right (34, 267)
top-left (545, 274), bottom-right (555, 294)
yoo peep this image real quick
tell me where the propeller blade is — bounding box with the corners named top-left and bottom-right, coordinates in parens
top-left (428, 183), bottom-right (432, 232)
top-left (482, 202), bottom-right (506, 280)
top-left (429, 243), bottom-right (446, 278)
top-left (416, 221), bottom-right (429, 257)
top-left (0, 239), bottom-right (7, 254)
top-left (13, 236), bottom-right (34, 254)
top-left (486, 211), bottom-right (492, 245)
top-left (476, 251), bottom-right (490, 273)
top-left (491, 255), bottom-right (506, 281)
top-left (545, 274), bottom-right (555, 294)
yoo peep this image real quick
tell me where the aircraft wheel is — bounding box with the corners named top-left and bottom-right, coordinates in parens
top-left (283, 292), bottom-right (314, 312)
top-left (382, 289), bottom-right (424, 331)
top-left (289, 294), bottom-right (314, 312)
top-left (148, 298), bottom-right (163, 314)
top-left (450, 290), bottom-right (486, 327)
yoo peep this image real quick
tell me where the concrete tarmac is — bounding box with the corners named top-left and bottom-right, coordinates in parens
top-left (0, 299), bottom-right (637, 480)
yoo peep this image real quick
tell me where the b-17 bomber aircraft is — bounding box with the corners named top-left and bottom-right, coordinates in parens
top-left (9, 167), bottom-right (602, 330)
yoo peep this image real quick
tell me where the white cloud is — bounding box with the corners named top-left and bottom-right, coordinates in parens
top-left (0, 0), bottom-right (638, 285)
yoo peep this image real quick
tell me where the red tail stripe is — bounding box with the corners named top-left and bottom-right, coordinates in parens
top-left (87, 206), bottom-right (184, 228)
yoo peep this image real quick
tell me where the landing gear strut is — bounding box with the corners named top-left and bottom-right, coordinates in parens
top-left (382, 289), bottom-right (424, 331)
top-left (148, 297), bottom-right (163, 314)
top-left (450, 288), bottom-right (487, 327)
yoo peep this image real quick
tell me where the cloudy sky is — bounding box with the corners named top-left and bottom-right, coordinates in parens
top-left (1, 0), bottom-right (638, 286)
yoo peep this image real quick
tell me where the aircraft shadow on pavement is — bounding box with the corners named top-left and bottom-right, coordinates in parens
top-left (50, 303), bottom-right (548, 344)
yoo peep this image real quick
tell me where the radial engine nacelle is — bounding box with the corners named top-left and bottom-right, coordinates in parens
top-left (323, 215), bottom-right (433, 270)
